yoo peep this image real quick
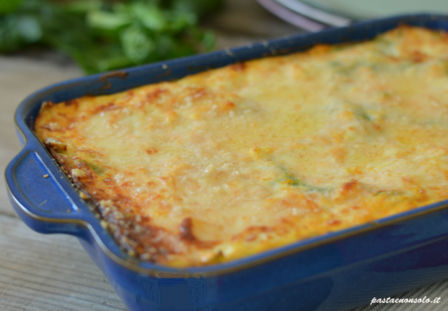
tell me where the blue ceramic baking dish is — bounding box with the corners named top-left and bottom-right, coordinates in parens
top-left (5, 14), bottom-right (448, 311)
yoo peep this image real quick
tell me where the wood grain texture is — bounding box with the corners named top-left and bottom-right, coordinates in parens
top-left (0, 0), bottom-right (447, 310)
top-left (0, 53), bottom-right (82, 217)
top-left (0, 215), bottom-right (126, 311)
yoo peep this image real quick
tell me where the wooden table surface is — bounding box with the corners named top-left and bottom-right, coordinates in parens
top-left (0, 1), bottom-right (447, 310)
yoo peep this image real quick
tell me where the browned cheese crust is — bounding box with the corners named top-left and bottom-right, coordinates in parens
top-left (35, 26), bottom-right (448, 267)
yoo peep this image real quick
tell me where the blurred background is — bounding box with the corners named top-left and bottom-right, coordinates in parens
top-left (0, 0), bottom-right (297, 74)
top-left (2, 0), bottom-right (447, 75)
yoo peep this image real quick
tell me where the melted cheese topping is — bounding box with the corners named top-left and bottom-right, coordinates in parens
top-left (35, 26), bottom-right (448, 267)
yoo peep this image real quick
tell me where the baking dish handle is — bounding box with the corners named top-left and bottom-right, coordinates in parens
top-left (5, 147), bottom-right (87, 235)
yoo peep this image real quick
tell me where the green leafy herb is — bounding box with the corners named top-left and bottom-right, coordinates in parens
top-left (277, 165), bottom-right (328, 193)
top-left (374, 190), bottom-right (402, 196)
top-left (329, 61), bottom-right (361, 75)
top-left (0, 0), bottom-right (223, 73)
top-left (0, 0), bottom-right (23, 14)
top-left (121, 24), bottom-right (155, 62)
top-left (353, 105), bottom-right (373, 122)
top-left (83, 160), bottom-right (105, 175)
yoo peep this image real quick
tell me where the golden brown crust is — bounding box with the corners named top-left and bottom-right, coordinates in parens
top-left (35, 26), bottom-right (448, 267)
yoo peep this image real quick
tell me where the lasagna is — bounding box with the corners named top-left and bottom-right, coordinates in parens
top-left (35, 26), bottom-right (448, 267)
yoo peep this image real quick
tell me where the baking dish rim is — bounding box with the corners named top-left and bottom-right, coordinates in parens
top-left (6, 12), bottom-right (448, 277)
